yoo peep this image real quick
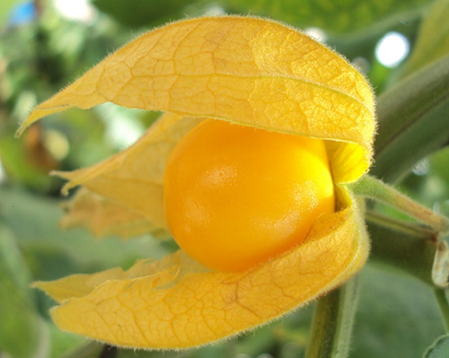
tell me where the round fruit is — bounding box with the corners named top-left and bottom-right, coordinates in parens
top-left (164, 119), bottom-right (335, 272)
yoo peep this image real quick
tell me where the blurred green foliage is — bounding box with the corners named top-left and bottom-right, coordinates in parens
top-left (399, 0), bottom-right (449, 78)
top-left (424, 335), bottom-right (449, 358)
top-left (1, 0), bottom-right (449, 358)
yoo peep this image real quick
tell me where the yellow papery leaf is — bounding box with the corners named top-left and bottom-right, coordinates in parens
top-left (33, 267), bottom-right (125, 303)
top-left (60, 188), bottom-right (168, 239)
top-left (36, 192), bottom-right (368, 349)
top-left (18, 16), bottom-right (375, 183)
top-left (54, 112), bottom-right (203, 227)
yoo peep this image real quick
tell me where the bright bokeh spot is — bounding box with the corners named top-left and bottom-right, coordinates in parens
top-left (0, 158), bottom-right (5, 183)
top-left (203, 5), bottom-right (226, 16)
top-left (375, 31), bottom-right (410, 68)
top-left (53, 0), bottom-right (97, 23)
top-left (304, 27), bottom-right (327, 43)
top-left (412, 158), bottom-right (429, 176)
top-left (44, 130), bottom-right (69, 161)
top-left (98, 104), bottom-right (145, 150)
top-left (352, 57), bottom-right (370, 75)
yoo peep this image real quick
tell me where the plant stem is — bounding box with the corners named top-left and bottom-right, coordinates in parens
top-left (372, 53), bottom-right (449, 183)
top-left (99, 345), bottom-right (118, 358)
top-left (350, 175), bottom-right (449, 233)
top-left (365, 211), bottom-right (440, 286)
top-left (305, 278), bottom-right (359, 358)
top-left (60, 342), bottom-right (104, 358)
top-left (366, 210), bottom-right (437, 240)
top-left (434, 289), bottom-right (449, 331)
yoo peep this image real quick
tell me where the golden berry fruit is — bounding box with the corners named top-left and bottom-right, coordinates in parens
top-left (164, 119), bottom-right (335, 272)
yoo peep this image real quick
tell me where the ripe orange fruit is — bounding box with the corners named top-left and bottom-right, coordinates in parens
top-left (164, 119), bottom-right (335, 272)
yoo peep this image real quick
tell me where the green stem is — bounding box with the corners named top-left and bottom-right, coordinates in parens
top-left (99, 345), bottom-right (118, 358)
top-left (305, 278), bottom-right (359, 358)
top-left (60, 342), bottom-right (104, 358)
top-left (365, 211), bottom-right (437, 286)
top-left (366, 210), bottom-right (437, 240)
top-left (366, 211), bottom-right (449, 287)
top-left (372, 53), bottom-right (449, 183)
top-left (350, 175), bottom-right (449, 233)
top-left (434, 289), bottom-right (449, 331)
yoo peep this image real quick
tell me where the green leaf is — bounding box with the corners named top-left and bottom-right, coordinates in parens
top-left (221, 0), bottom-right (430, 34)
top-left (424, 334), bottom-right (449, 358)
top-left (0, 186), bottom-right (173, 280)
top-left (400, 0), bottom-right (449, 79)
top-left (353, 266), bottom-right (445, 358)
top-left (371, 54), bottom-right (449, 183)
top-left (0, 224), bottom-right (49, 358)
top-left (92, 0), bottom-right (197, 28)
top-left (91, 0), bottom-right (431, 34)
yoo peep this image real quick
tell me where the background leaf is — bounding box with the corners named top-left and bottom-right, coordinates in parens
top-left (221, 0), bottom-right (430, 34)
top-left (423, 334), bottom-right (449, 358)
top-left (372, 54), bottom-right (449, 183)
top-left (0, 186), bottom-right (173, 281)
top-left (0, 224), bottom-right (49, 358)
top-left (90, 0), bottom-right (432, 35)
top-left (92, 0), bottom-right (203, 28)
top-left (399, 0), bottom-right (449, 78)
top-left (352, 266), bottom-right (445, 358)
